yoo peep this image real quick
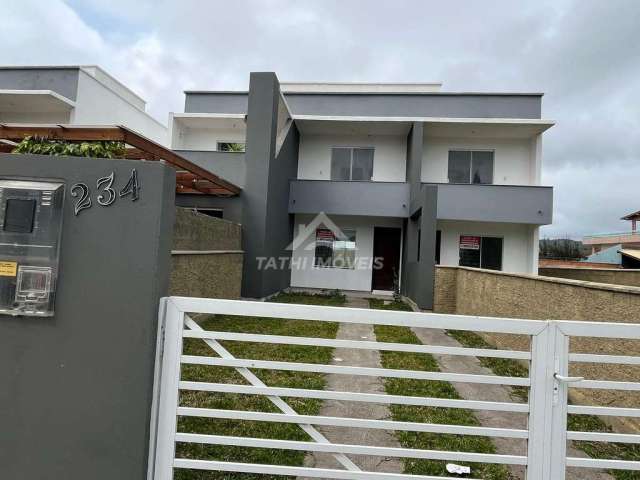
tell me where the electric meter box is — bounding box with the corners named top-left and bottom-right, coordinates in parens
top-left (0, 179), bottom-right (65, 317)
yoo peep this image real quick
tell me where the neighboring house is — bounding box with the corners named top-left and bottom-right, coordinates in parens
top-left (172, 72), bottom-right (554, 309)
top-left (582, 243), bottom-right (623, 266)
top-left (0, 65), bottom-right (166, 144)
top-left (583, 209), bottom-right (640, 267)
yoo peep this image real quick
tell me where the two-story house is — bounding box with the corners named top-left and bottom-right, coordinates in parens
top-left (0, 65), bottom-right (167, 144)
top-left (171, 72), bottom-right (554, 308)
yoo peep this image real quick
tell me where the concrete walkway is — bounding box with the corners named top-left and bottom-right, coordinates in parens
top-left (412, 326), bottom-right (614, 480)
top-left (299, 297), bottom-right (403, 477)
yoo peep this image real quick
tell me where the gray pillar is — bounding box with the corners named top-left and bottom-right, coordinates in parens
top-left (401, 122), bottom-right (437, 309)
top-left (0, 153), bottom-right (175, 480)
top-left (241, 72), bottom-right (298, 298)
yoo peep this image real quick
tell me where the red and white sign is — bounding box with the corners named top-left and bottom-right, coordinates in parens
top-left (460, 235), bottom-right (480, 250)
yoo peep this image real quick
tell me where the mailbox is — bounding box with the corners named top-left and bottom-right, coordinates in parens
top-left (0, 179), bottom-right (65, 316)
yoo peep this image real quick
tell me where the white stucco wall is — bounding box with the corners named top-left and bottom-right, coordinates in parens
top-left (171, 125), bottom-right (246, 151)
top-left (297, 134), bottom-right (407, 182)
top-left (437, 220), bottom-right (538, 274)
top-left (290, 214), bottom-right (403, 291)
top-left (422, 137), bottom-right (535, 185)
top-left (71, 70), bottom-right (167, 145)
top-left (0, 111), bottom-right (71, 123)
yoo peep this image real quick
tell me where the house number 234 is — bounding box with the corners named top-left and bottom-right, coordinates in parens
top-left (71, 168), bottom-right (140, 216)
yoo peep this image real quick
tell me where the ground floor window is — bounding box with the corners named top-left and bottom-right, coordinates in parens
top-left (459, 235), bottom-right (503, 270)
top-left (314, 228), bottom-right (356, 268)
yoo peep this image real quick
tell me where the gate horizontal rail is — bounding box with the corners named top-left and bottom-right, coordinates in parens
top-left (149, 297), bottom-right (640, 480)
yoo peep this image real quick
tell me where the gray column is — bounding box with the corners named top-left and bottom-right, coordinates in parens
top-left (0, 153), bottom-right (175, 480)
top-left (241, 72), bottom-right (298, 298)
top-left (401, 123), bottom-right (437, 309)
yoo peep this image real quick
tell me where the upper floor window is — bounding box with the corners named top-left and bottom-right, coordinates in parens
top-left (217, 142), bottom-right (245, 152)
top-left (331, 147), bottom-right (374, 181)
top-left (448, 150), bottom-right (494, 184)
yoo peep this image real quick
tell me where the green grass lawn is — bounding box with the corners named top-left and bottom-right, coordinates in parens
top-left (448, 329), bottom-right (640, 480)
top-left (370, 299), bottom-right (511, 479)
top-left (175, 291), bottom-right (343, 480)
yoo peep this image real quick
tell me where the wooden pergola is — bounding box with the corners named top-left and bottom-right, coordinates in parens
top-left (0, 124), bottom-right (241, 196)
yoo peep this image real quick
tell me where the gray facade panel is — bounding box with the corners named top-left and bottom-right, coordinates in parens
top-left (240, 73), bottom-right (281, 298)
top-left (176, 150), bottom-right (246, 188)
top-left (184, 92), bottom-right (248, 114)
top-left (182, 92), bottom-right (541, 119)
top-left (435, 183), bottom-right (553, 225)
top-left (0, 153), bottom-right (174, 480)
top-left (262, 123), bottom-right (299, 294)
top-left (402, 184), bottom-right (438, 310)
top-left (289, 180), bottom-right (409, 218)
top-left (0, 68), bottom-right (80, 100)
top-left (285, 93), bottom-right (542, 119)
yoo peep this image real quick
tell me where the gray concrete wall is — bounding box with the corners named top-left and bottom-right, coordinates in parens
top-left (262, 121), bottom-right (299, 294)
top-left (0, 67), bottom-right (80, 100)
top-left (176, 150), bottom-right (246, 188)
top-left (435, 183), bottom-right (553, 225)
top-left (402, 185), bottom-right (438, 309)
top-left (0, 153), bottom-right (175, 480)
top-left (288, 180), bottom-right (409, 217)
top-left (400, 122), bottom-right (438, 309)
top-left (184, 91), bottom-right (248, 114)
top-left (240, 73), bottom-right (289, 298)
top-left (184, 91), bottom-right (542, 119)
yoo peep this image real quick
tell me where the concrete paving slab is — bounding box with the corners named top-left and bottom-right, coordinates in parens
top-left (298, 297), bottom-right (403, 477)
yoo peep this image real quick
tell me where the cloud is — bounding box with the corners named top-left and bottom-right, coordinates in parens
top-left (1, 0), bottom-right (639, 238)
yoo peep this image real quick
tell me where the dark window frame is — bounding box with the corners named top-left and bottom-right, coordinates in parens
top-left (458, 234), bottom-right (503, 271)
top-left (330, 146), bottom-right (375, 181)
top-left (447, 149), bottom-right (495, 184)
top-left (314, 227), bottom-right (357, 269)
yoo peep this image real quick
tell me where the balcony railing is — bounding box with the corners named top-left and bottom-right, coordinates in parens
top-left (288, 180), bottom-right (553, 225)
top-left (289, 180), bottom-right (409, 217)
top-left (433, 183), bottom-right (553, 225)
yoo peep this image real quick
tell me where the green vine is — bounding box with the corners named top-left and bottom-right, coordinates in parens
top-left (12, 136), bottom-right (126, 158)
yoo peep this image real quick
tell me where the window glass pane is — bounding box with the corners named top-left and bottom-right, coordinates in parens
top-left (435, 230), bottom-right (441, 264)
top-left (448, 151), bottom-right (471, 183)
top-left (481, 236), bottom-right (503, 270)
top-left (459, 235), bottom-right (481, 268)
top-left (333, 229), bottom-right (356, 268)
top-left (352, 148), bottom-right (374, 181)
top-left (331, 148), bottom-right (351, 180)
top-left (314, 228), bottom-right (334, 267)
top-left (471, 151), bottom-right (494, 184)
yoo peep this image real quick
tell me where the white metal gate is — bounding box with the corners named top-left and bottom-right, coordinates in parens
top-left (148, 297), bottom-right (640, 479)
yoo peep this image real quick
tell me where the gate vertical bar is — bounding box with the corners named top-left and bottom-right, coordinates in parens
top-left (549, 322), bottom-right (570, 479)
top-left (527, 323), bottom-right (557, 479)
top-left (150, 298), bottom-right (185, 480)
top-left (147, 298), bottom-right (168, 480)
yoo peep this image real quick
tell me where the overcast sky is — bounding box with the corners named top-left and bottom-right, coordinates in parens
top-left (3, 0), bottom-right (639, 238)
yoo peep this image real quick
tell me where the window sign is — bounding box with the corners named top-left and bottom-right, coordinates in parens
top-left (314, 228), bottom-right (356, 269)
top-left (459, 235), bottom-right (503, 271)
top-left (460, 235), bottom-right (481, 250)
